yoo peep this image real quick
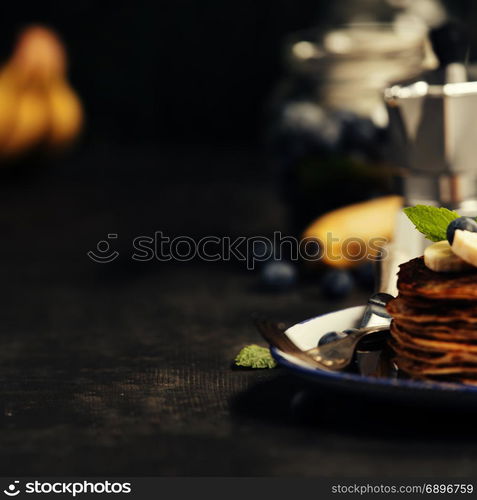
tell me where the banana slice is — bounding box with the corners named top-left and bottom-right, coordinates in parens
top-left (451, 230), bottom-right (477, 268)
top-left (424, 240), bottom-right (473, 272)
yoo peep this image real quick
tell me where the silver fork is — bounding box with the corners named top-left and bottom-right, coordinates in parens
top-left (255, 318), bottom-right (389, 371)
top-left (255, 254), bottom-right (397, 371)
top-left (305, 324), bottom-right (389, 370)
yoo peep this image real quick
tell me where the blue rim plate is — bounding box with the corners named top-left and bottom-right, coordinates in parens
top-left (271, 306), bottom-right (477, 403)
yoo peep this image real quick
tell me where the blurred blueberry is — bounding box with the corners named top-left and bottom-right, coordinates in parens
top-left (353, 261), bottom-right (375, 290)
top-left (250, 238), bottom-right (274, 267)
top-left (318, 329), bottom-right (352, 346)
top-left (332, 110), bottom-right (377, 151)
top-left (278, 101), bottom-right (343, 155)
top-left (332, 109), bottom-right (357, 127)
top-left (260, 260), bottom-right (297, 290)
top-left (349, 117), bottom-right (377, 147)
top-left (320, 269), bottom-right (354, 299)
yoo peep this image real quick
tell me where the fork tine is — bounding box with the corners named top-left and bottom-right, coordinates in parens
top-left (255, 319), bottom-right (299, 353)
top-left (254, 318), bottom-right (330, 370)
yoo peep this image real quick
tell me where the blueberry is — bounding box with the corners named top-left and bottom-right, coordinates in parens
top-left (447, 216), bottom-right (477, 245)
top-left (260, 260), bottom-right (297, 290)
top-left (318, 329), bottom-right (355, 346)
top-left (346, 117), bottom-right (377, 148)
top-left (333, 111), bottom-right (377, 151)
top-left (353, 261), bottom-right (375, 290)
top-left (320, 269), bottom-right (354, 299)
top-left (251, 239), bottom-right (274, 266)
top-left (278, 101), bottom-right (343, 154)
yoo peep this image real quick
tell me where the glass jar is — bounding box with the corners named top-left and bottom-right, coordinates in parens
top-left (267, 23), bottom-right (433, 234)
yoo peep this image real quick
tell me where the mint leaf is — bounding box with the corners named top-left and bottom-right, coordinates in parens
top-left (403, 205), bottom-right (459, 242)
top-left (234, 344), bottom-right (277, 369)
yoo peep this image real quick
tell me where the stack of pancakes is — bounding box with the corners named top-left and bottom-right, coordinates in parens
top-left (387, 257), bottom-right (477, 385)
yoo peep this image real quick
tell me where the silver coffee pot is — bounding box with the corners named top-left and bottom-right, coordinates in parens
top-left (382, 22), bottom-right (477, 292)
top-left (385, 80), bottom-right (477, 213)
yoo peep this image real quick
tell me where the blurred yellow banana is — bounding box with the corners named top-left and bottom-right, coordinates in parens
top-left (303, 195), bottom-right (403, 269)
top-left (11, 26), bottom-right (66, 86)
top-left (0, 71), bottom-right (19, 149)
top-left (46, 80), bottom-right (83, 148)
top-left (0, 26), bottom-right (83, 159)
top-left (1, 87), bottom-right (50, 157)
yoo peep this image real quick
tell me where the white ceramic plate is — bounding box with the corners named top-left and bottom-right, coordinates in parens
top-left (271, 306), bottom-right (477, 405)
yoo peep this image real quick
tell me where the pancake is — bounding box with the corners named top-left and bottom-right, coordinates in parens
top-left (451, 378), bottom-right (477, 386)
top-left (387, 257), bottom-right (477, 384)
top-left (397, 257), bottom-right (477, 300)
top-left (395, 357), bottom-right (477, 376)
top-left (390, 322), bottom-right (477, 353)
top-left (387, 296), bottom-right (477, 323)
top-left (394, 319), bottom-right (477, 341)
top-left (390, 294), bottom-right (476, 309)
top-left (424, 376), bottom-right (477, 386)
top-left (389, 339), bottom-right (477, 365)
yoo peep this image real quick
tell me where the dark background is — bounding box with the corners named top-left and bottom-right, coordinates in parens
top-left (0, 0), bottom-right (473, 148)
top-left (0, 1), bottom-right (332, 146)
top-left (2, 0), bottom-right (477, 478)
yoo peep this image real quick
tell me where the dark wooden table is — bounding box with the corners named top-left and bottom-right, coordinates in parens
top-left (0, 144), bottom-right (477, 477)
